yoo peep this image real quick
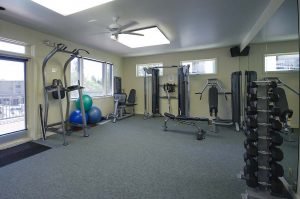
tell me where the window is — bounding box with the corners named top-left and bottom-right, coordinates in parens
top-left (71, 58), bottom-right (113, 98)
top-left (181, 59), bottom-right (216, 75)
top-left (0, 39), bottom-right (26, 54)
top-left (136, 63), bottom-right (163, 77)
top-left (0, 56), bottom-right (27, 136)
top-left (265, 53), bottom-right (299, 72)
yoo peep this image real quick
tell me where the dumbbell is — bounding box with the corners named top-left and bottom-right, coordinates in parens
top-left (245, 129), bottom-right (258, 141)
top-left (246, 118), bottom-right (282, 130)
top-left (244, 133), bottom-right (283, 146)
top-left (247, 99), bottom-right (257, 107)
top-left (244, 173), bottom-right (259, 188)
top-left (245, 128), bottom-right (282, 143)
top-left (244, 159), bottom-right (284, 177)
top-left (243, 175), bottom-right (285, 194)
top-left (248, 81), bottom-right (277, 89)
top-left (245, 106), bottom-right (281, 117)
top-left (248, 85), bottom-right (278, 95)
top-left (270, 177), bottom-right (285, 195)
top-left (248, 93), bottom-right (279, 102)
top-left (245, 144), bottom-right (283, 161)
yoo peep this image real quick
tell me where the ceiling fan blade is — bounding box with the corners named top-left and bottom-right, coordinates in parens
top-left (120, 32), bottom-right (144, 36)
top-left (119, 21), bottom-right (138, 31)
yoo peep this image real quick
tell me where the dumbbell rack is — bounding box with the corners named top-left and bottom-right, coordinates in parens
top-left (242, 81), bottom-right (287, 198)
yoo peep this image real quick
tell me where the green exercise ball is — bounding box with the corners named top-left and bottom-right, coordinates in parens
top-left (75, 94), bottom-right (93, 112)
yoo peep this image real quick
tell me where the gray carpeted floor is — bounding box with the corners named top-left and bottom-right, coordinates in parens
top-left (0, 116), bottom-right (246, 199)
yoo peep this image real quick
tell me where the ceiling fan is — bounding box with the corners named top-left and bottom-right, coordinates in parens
top-left (104, 16), bottom-right (144, 40)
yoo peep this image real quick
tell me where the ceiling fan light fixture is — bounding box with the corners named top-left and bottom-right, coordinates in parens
top-left (31, 0), bottom-right (114, 16)
top-left (115, 26), bottom-right (170, 48)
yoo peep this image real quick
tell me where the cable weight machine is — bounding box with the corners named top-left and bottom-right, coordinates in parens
top-left (143, 65), bottom-right (190, 118)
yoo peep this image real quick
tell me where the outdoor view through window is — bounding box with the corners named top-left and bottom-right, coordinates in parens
top-left (0, 59), bottom-right (26, 135)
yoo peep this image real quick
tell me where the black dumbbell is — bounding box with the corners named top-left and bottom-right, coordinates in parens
top-left (244, 133), bottom-right (283, 147)
top-left (244, 158), bottom-right (258, 175)
top-left (246, 118), bottom-right (282, 130)
top-left (247, 99), bottom-right (257, 107)
top-left (271, 162), bottom-right (284, 177)
top-left (249, 81), bottom-right (277, 89)
top-left (245, 129), bottom-right (258, 141)
top-left (244, 160), bottom-right (283, 178)
top-left (248, 93), bottom-right (279, 102)
top-left (245, 144), bottom-right (284, 161)
top-left (244, 173), bottom-right (259, 188)
top-left (270, 133), bottom-right (283, 146)
top-left (270, 177), bottom-right (285, 195)
top-left (245, 106), bottom-right (281, 117)
top-left (270, 147), bottom-right (284, 162)
top-left (245, 143), bottom-right (258, 157)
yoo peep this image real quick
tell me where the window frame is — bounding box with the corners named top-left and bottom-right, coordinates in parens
top-left (70, 57), bottom-right (114, 99)
top-left (136, 62), bottom-right (164, 77)
top-left (264, 52), bottom-right (299, 73)
top-left (181, 58), bottom-right (217, 75)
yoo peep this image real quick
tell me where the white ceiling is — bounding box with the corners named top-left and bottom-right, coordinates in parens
top-left (0, 0), bottom-right (297, 57)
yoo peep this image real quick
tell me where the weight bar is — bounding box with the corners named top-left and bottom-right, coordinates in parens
top-left (246, 118), bottom-right (282, 130)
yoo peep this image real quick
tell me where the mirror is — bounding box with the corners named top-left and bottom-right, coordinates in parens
top-left (249, 0), bottom-right (299, 193)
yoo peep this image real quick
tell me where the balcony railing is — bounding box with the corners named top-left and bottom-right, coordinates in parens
top-left (0, 96), bottom-right (25, 121)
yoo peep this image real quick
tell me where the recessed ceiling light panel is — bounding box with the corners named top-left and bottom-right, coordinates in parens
top-left (114, 26), bottom-right (170, 48)
top-left (31, 0), bottom-right (114, 16)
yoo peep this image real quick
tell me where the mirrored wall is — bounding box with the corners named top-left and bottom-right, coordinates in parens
top-left (248, 0), bottom-right (299, 193)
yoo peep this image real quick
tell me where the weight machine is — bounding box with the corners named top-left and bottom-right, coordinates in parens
top-left (107, 77), bottom-right (137, 123)
top-left (39, 43), bottom-right (89, 145)
top-left (143, 65), bottom-right (190, 118)
top-left (195, 72), bottom-right (242, 133)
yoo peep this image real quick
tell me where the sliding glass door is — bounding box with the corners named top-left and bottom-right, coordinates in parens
top-left (0, 57), bottom-right (26, 135)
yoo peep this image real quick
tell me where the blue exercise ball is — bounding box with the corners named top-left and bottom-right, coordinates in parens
top-left (69, 109), bottom-right (89, 124)
top-left (87, 106), bottom-right (102, 124)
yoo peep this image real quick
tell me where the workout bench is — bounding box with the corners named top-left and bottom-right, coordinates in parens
top-left (163, 112), bottom-right (209, 140)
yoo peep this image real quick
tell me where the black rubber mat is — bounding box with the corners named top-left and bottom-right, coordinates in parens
top-left (0, 142), bottom-right (51, 167)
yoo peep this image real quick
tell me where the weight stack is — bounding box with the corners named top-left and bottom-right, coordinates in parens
top-left (243, 81), bottom-right (285, 196)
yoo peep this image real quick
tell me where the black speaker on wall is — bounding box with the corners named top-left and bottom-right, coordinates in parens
top-left (230, 46), bottom-right (250, 57)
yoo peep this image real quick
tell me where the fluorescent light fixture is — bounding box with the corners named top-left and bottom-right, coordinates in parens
top-left (112, 26), bottom-right (170, 48)
top-left (31, 0), bottom-right (114, 16)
